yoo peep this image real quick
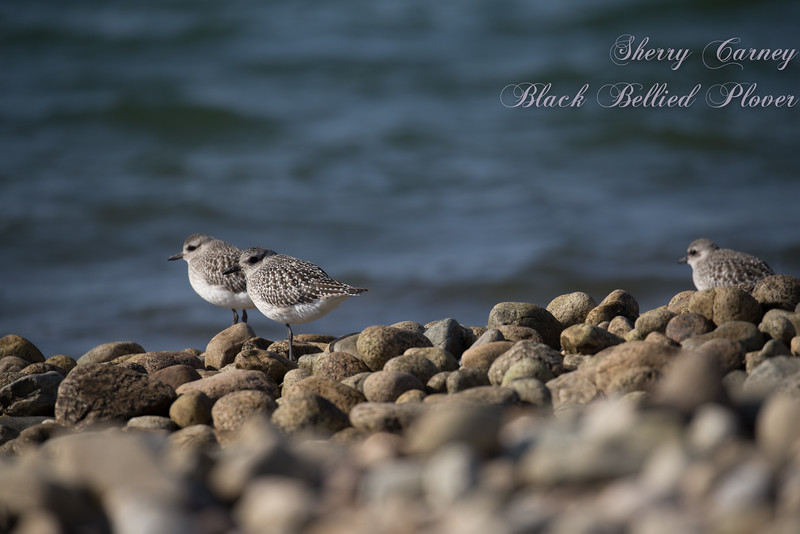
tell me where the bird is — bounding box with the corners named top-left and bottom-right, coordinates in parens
top-left (223, 247), bottom-right (367, 361)
top-left (678, 238), bottom-right (774, 292)
top-left (168, 234), bottom-right (255, 324)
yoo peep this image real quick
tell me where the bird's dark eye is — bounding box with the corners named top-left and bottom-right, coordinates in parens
top-left (187, 245), bottom-right (198, 252)
top-left (689, 248), bottom-right (697, 256)
top-left (247, 255), bottom-right (259, 264)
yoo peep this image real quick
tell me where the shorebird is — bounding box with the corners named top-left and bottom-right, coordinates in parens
top-left (679, 238), bottom-right (774, 292)
top-left (169, 234), bottom-right (255, 324)
top-left (224, 247), bottom-right (367, 361)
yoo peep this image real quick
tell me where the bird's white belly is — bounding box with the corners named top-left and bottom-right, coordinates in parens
top-left (255, 295), bottom-right (351, 325)
top-left (188, 273), bottom-right (254, 309)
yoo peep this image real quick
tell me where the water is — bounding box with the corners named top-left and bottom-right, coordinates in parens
top-left (2, 0), bottom-right (799, 358)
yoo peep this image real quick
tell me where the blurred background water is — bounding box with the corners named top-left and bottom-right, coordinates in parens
top-left (2, 0), bottom-right (799, 358)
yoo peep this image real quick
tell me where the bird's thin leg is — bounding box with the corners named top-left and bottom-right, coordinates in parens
top-left (242, 309), bottom-right (248, 323)
top-left (231, 309), bottom-right (239, 325)
top-left (286, 323), bottom-right (294, 362)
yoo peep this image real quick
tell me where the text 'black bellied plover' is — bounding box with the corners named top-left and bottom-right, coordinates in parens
top-left (169, 234), bottom-right (255, 324)
top-left (678, 238), bottom-right (774, 292)
top-left (224, 247), bottom-right (367, 361)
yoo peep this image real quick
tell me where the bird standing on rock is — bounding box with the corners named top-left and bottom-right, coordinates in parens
top-left (224, 247), bottom-right (367, 361)
top-left (679, 238), bottom-right (774, 292)
top-left (169, 234), bottom-right (255, 324)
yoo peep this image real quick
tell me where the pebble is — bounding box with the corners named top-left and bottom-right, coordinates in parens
top-left (77, 340), bottom-right (145, 366)
top-left (0, 371), bottom-right (63, 416)
top-left (752, 274), bottom-right (800, 311)
top-left (204, 322), bottom-right (256, 370)
top-left (6, 284), bottom-right (800, 533)
top-left (560, 323), bottom-right (625, 355)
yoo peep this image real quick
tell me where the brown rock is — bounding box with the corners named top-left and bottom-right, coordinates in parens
top-left (752, 274), bottom-right (800, 312)
top-left (356, 326), bottom-right (433, 371)
top-left (282, 376), bottom-right (365, 414)
top-left (652, 352), bottom-right (729, 414)
top-left (349, 402), bottom-right (427, 433)
top-left (326, 333), bottom-right (361, 358)
top-left (427, 372), bottom-right (450, 394)
top-left (55, 364), bottom-right (176, 428)
top-left (688, 287), bottom-right (763, 326)
top-left (446, 367), bottom-right (490, 393)
top-left (212, 390), bottom-right (278, 433)
top-left (384, 353), bottom-right (439, 384)
top-left (126, 351), bottom-right (203, 374)
top-left (460, 341), bottom-right (513, 369)
top-left (403, 347), bottom-right (459, 372)
top-left (0, 335), bottom-right (46, 364)
top-left (590, 341), bottom-right (683, 395)
top-left (682, 321), bottom-right (764, 353)
top-left (547, 292), bottom-right (597, 328)
top-left (668, 291), bottom-right (695, 314)
top-left (234, 349), bottom-right (296, 384)
top-left (311, 351), bottom-right (369, 381)
top-left (634, 308), bottom-right (676, 336)
top-left (692, 338), bottom-right (746, 374)
top-left (77, 341), bottom-right (145, 366)
top-left (560, 324), bottom-right (624, 355)
top-left (169, 390), bottom-right (213, 428)
top-left (448, 386), bottom-right (520, 407)
top-left (272, 392), bottom-right (350, 436)
top-left (362, 371), bottom-right (424, 403)
top-left (665, 313), bottom-right (715, 343)
top-left (487, 341), bottom-right (563, 386)
top-left (585, 290), bottom-right (639, 326)
top-left (175, 369), bottom-right (278, 402)
top-left (205, 323), bottom-right (256, 370)
top-left (487, 302), bottom-right (562, 349)
top-left (608, 316), bottom-right (635, 337)
top-left (151, 364), bottom-right (202, 390)
top-left (758, 309), bottom-right (799, 346)
top-left (496, 325), bottom-right (544, 343)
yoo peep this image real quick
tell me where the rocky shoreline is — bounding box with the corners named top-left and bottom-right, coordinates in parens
top-left (2, 274), bottom-right (800, 533)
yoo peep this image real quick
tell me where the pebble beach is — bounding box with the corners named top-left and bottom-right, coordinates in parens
top-left (2, 275), bottom-right (800, 534)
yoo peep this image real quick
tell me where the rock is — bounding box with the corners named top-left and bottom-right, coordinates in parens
top-left (357, 326), bottom-right (433, 371)
top-left (47, 355), bottom-right (77, 375)
top-left (349, 402), bottom-right (427, 433)
top-left (501, 358), bottom-right (556, 385)
top-left (55, 364), bottom-right (176, 429)
top-left (756, 394), bottom-right (800, 463)
top-left (296, 352), bottom-right (326, 374)
top-left (212, 390), bottom-right (278, 433)
top-left (585, 289), bottom-right (639, 326)
top-left (547, 292), bottom-right (597, 328)
top-left (311, 353), bottom-right (367, 381)
top-left (77, 341), bottom-right (145, 366)
top-left (0, 356), bottom-right (28, 374)
top-left (634, 308), bottom-right (676, 337)
top-left (448, 386), bottom-right (520, 407)
top-left (560, 324), bottom-right (625, 355)
top-left (682, 321), bottom-right (764, 353)
top-left (460, 341), bottom-right (513, 369)
top-left (234, 349), bottom-right (296, 384)
top-left (668, 290), bottom-right (695, 314)
top-left (644, 331), bottom-right (680, 347)
top-left (496, 325), bottom-right (544, 343)
top-left (406, 403), bottom-right (502, 455)
top-left (424, 318), bottom-right (473, 359)
top-left (0, 335), bottom-right (46, 364)
top-left (0, 371), bottom-right (63, 416)
top-left (392, 321), bottom-right (427, 334)
top-left (234, 477), bottom-right (317, 534)
top-left (446, 367), bottom-right (490, 393)
top-left (169, 424), bottom-right (218, 450)
top-left (403, 347), bottom-right (459, 372)
top-left (487, 341), bottom-right (563, 386)
top-left (205, 323), bottom-right (256, 370)
top-left (340, 372), bottom-right (370, 394)
top-left (693, 338), bottom-right (746, 374)
top-left (743, 356), bottom-right (800, 398)
top-left (272, 392), bottom-right (349, 436)
top-left (608, 316), bottom-right (635, 337)
top-left (175, 369), bottom-right (278, 402)
top-left (150, 364), bottom-right (202, 390)
top-left (651, 352), bottom-right (729, 415)
top-left (687, 287), bottom-right (763, 326)
top-left (20, 362), bottom-right (65, 377)
top-left (281, 368), bottom-right (311, 394)
top-left (125, 351), bottom-right (203, 374)
top-left (758, 309), bottom-right (799, 345)
top-left (363, 371), bottom-right (424, 403)
top-left (427, 372), bottom-right (450, 394)
top-left (383, 354), bottom-right (440, 384)
top-left (396, 389), bottom-right (427, 403)
top-left (793, 336), bottom-right (800, 356)
top-left (283, 376), bottom-right (365, 414)
top-left (752, 274), bottom-right (800, 311)
top-left (326, 333), bottom-right (361, 358)
top-left (590, 341), bottom-right (683, 396)
top-left (487, 302), bottom-right (562, 349)
top-left (469, 328), bottom-right (505, 348)
top-left (665, 313), bottom-right (715, 343)
top-left (126, 415), bottom-right (177, 432)
top-left (169, 390), bottom-right (213, 428)
top-left (506, 378), bottom-right (552, 408)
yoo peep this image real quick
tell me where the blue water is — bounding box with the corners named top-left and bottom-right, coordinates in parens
top-left (2, 0), bottom-right (799, 358)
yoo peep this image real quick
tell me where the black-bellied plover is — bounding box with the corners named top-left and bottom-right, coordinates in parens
top-left (169, 234), bottom-right (255, 324)
top-left (223, 247), bottom-right (367, 361)
top-left (678, 238), bottom-right (774, 292)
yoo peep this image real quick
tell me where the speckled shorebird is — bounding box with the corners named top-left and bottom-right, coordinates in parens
top-left (223, 247), bottom-right (367, 361)
top-left (678, 238), bottom-right (774, 292)
top-left (169, 234), bottom-right (255, 324)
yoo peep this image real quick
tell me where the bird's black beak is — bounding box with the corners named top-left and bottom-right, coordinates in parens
top-left (168, 253), bottom-right (183, 261)
top-left (223, 265), bottom-right (241, 275)
top-left (677, 256), bottom-right (687, 264)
